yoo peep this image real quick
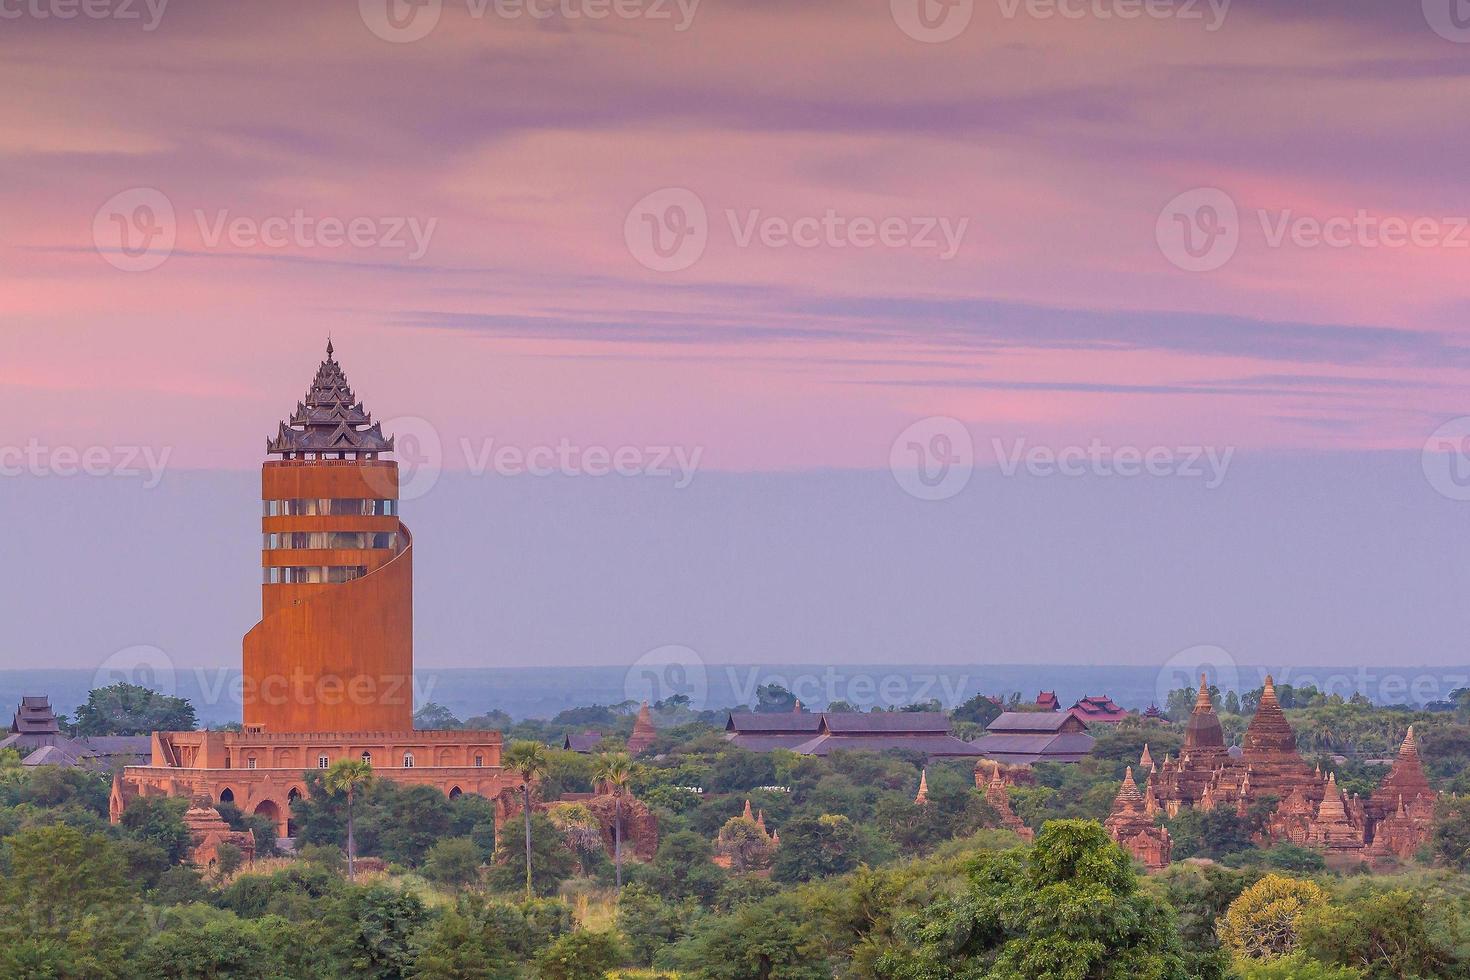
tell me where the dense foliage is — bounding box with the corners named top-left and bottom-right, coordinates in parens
top-left (7, 682), bottom-right (1470, 976)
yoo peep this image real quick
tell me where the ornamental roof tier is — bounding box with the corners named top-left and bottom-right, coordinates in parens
top-left (265, 340), bottom-right (394, 456)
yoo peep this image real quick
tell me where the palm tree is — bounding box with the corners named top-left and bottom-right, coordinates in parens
top-left (591, 751), bottom-right (634, 892)
top-left (503, 740), bottom-right (550, 900)
top-left (322, 758), bottom-right (373, 882)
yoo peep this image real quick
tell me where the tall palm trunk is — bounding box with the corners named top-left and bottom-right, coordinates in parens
top-left (522, 783), bottom-right (534, 901)
top-left (614, 793), bottom-right (624, 892)
top-left (346, 786), bottom-right (356, 882)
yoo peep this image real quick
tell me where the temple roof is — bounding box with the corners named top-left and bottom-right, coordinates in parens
top-left (1242, 675), bottom-right (1302, 760)
top-left (10, 695), bottom-right (60, 735)
top-left (266, 341), bottom-right (394, 456)
top-left (1183, 673), bottom-right (1225, 754)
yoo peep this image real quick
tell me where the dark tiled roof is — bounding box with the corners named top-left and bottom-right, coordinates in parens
top-left (563, 733), bottom-right (604, 753)
top-left (970, 731), bottom-right (1095, 764)
top-left (266, 342), bottom-right (394, 456)
top-left (987, 712), bottom-right (1085, 734)
top-left (79, 735), bottom-right (152, 757)
top-left (725, 712), bottom-right (824, 735)
top-left (10, 695), bottom-right (61, 735)
top-left (821, 712), bottom-right (950, 735)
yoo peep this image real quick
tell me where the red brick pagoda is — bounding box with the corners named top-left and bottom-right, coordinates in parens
top-left (1107, 674), bottom-right (1435, 868)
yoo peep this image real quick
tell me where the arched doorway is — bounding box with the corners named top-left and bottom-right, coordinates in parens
top-left (449, 786), bottom-right (463, 800)
top-left (219, 788), bottom-right (234, 804)
top-left (254, 799), bottom-right (285, 838)
top-left (286, 787), bottom-right (303, 837)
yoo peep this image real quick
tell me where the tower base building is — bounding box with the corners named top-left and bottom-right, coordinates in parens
top-left (113, 343), bottom-right (519, 839)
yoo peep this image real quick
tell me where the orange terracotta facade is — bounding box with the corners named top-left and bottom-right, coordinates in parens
top-left (245, 457), bottom-right (414, 734)
top-left (114, 345), bottom-right (519, 844)
top-left (116, 729), bottom-right (510, 836)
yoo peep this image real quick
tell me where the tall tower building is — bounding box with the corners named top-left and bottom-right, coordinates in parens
top-left (116, 342), bottom-right (516, 840)
top-left (242, 341), bottom-right (414, 733)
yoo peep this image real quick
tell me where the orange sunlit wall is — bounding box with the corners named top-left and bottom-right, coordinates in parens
top-left (241, 458), bottom-right (414, 733)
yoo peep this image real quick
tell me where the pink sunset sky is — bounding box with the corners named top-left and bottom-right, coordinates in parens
top-left (3, 0), bottom-right (1469, 472)
top-left (6, 1), bottom-right (1470, 677)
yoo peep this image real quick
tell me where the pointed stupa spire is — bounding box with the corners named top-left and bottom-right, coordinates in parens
top-left (756, 809), bottom-right (767, 831)
top-left (1316, 773), bottom-right (1348, 820)
top-left (1139, 743), bottom-right (1155, 771)
top-left (1401, 725), bottom-right (1418, 758)
top-left (1114, 766), bottom-right (1144, 807)
top-left (1194, 673), bottom-right (1213, 712)
top-left (742, 799), bottom-right (753, 821)
top-left (793, 699), bottom-right (803, 713)
top-left (1242, 673), bottom-right (1301, 760)
top-left (627, 701), bottom-right (658, 755)
top-left (1183, 673), bottom-right (1226, 758)
top-left (326, 336), bottom-right (334, 361)
top-left (915, 768), bottom-right (929, 804)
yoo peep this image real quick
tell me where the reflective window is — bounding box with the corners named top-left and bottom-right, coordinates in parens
top-left (403, 753), bottom-right (414, 768)
top-left (474, 754), bottom-right (484, 768)
top-left (263, 531), bottom-right (397, 551)
top-left (317, 755), bottom-right (330, 769)
top-left (361, 752), bottom-right (372, 764)
top-left (263, 566), bottom-right (368, 585)
top-left (265, 498), bottom-right (397, 517)
top-left (246, 757), bottom-right (257, 770)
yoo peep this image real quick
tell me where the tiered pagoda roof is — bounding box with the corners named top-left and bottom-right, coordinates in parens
top-left (266, 340), bottom-right (394, 456)
top-left (1241, 676), bottom-right (1300, 759)
top-left (1181, 673), bottom-right (1227, 764)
